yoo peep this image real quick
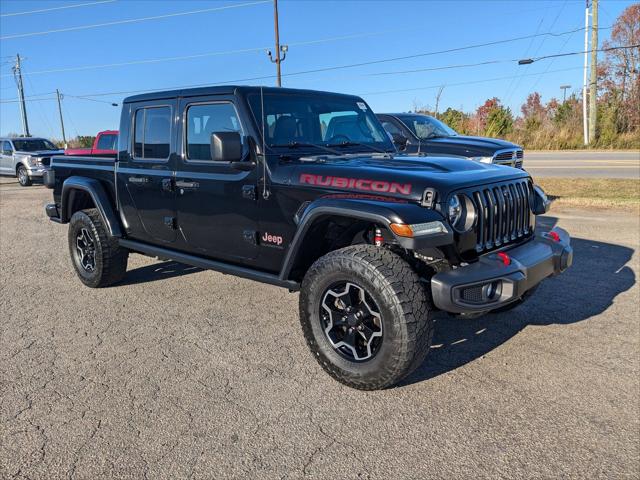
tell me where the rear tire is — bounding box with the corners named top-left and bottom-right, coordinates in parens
top-left (17, 165), bottom-right (32, 186)
top-left (68, 209), bottom-right (128, 287)
top-left (300, 245), bottom-right (434, 390)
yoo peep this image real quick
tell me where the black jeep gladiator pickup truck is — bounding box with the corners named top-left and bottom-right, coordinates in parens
top-left (44, 86), bottom-right (572, 390)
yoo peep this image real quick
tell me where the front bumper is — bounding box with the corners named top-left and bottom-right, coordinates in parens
top-left (431, 227), bottom-right (572, 314)
top-left (26, 166), bottom-right (46, 178)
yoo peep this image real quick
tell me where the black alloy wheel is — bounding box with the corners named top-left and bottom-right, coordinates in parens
top-left (320, 281), bottom-right (383, 361)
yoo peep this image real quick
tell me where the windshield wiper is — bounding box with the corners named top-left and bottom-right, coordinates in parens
top-left (326, 141), bottom-right (393, 155)
top-left (268, 141), bottom-right (342, 156)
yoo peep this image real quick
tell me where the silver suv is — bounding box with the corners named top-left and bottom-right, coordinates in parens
top-left (0, 137), bottom-right (63, 186)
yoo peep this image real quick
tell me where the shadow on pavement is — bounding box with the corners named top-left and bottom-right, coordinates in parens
top-left (402, 215), bottom-right (636, 387)
top-left (118, 261), bottom-right (202, 286)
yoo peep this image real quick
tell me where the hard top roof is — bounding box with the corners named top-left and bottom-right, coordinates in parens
top-left (123, 85), bottom-right (363, 104)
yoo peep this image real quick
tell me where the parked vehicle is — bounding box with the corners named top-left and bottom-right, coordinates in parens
top-left (377, 113), bottom-right (525, 169)
top-left (0, 137), bottom-right (63, 186)
top-left (44, 86), bottom-right (572, 390)
top-left (65, 130), bottom-right (118, 157)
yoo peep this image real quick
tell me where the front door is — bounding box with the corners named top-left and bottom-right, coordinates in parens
top-left (0, 141), bottom-right (14, 174)
top-left (116, 101), bottom-right (178, 244)
top-left (174, 96), bottom-right (259, 262)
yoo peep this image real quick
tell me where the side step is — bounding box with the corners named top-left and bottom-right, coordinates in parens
top-left (118, 238), bottom-right (300, 291)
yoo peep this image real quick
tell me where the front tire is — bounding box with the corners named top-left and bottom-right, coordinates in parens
top-left (17, 165), bottom-right (32, 186)
top-left (300, 245), bottom-right (434, 390)
top-left (68, 209), bottom-right (128, 287)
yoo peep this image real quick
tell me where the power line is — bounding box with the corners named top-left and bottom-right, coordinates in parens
top-left (263, 26), bottom-right (598, 77)
top-left (3, 42), bottom-right (635, 105)
top-left (0, 0), bottom-right (270, 40)
top-left (531, 43), bottom-right (640, 62)
top-left (0, 28), bottom-right (417, 79)
top-left (361, 67), bottom-right (584, 96)
top-left (0, 0), bottom-right (116, 18)
top-left (368, 59), bottom-right (513, 76)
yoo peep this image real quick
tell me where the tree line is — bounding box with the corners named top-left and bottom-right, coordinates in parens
top-left (418, 4), bottom-right (639, 150)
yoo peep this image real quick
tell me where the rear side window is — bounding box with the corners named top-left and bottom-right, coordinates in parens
top-left (186, 102), bottom-right (242, 161)
top-left (96, 134), bottom-right (117, 150)
top-left (2, 141), bottom-right (12, 154)
top-left (380, 120), bottom-right (402, 135)
top-left (133, 106), bottom-right (171, 159)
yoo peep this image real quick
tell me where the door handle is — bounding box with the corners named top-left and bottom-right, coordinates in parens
top-left (175, 180), bottom-right (199, 189)
top-left (128, 176), bottom-right (149, 184)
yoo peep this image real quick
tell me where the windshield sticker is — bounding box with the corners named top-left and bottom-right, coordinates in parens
top-left (357, 102), bottom-right (367, 111)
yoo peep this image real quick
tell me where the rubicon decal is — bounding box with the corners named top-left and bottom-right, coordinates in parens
top-left (299, 174), bottom-right (412, 195)
top-left (261, 232), bottom-right (284, 247)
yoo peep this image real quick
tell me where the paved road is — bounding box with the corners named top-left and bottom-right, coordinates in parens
top-left (525, 150), bottom-right (640, 179)
top-left (1, 183), bottom-right (639, 479)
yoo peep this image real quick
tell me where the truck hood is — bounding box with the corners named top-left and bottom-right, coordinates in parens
top-left (420, 135), bottom-right (521, 157)
top-left (15, 149), bottom-right (64, 157)
top-left (289, 153), bottom-right (530, 203)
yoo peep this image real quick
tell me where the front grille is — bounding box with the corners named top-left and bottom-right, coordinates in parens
top-left (493, 149), bottom-right (523, 168)
top-left (461, 285), bottom-right (483, 303)
top-left (470, 179), bottom-right (534, 252)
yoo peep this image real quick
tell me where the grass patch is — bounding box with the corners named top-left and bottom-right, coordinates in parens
top-left (536, 178), bottom-right (640, 211)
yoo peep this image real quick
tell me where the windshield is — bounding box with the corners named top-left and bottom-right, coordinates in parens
top-left (247, 92), bottom-right (394, 154)
top-left (398, 115), bottom-right (458, 139)
top-left (12, 138), bottom-right (58, 152)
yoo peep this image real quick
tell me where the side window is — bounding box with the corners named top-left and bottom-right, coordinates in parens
top-left (96, 134), bottom-right (117, 150)
top-left (133, 106), bottom-right (171, 159)
top-left (186, 103), bottom-right (242, 161)
top-left (2, 141), bottom-right (12, 154)
top-left (381, 120), bottom-right (402, 136)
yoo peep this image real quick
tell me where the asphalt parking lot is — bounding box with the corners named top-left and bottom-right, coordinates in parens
top-left (1, 179), bottom-right (639, 479)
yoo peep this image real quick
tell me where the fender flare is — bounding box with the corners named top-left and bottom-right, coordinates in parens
top-left (61, 176), bottom-right (122, 237)
top-left (278, 197), bottom-right (449, 281)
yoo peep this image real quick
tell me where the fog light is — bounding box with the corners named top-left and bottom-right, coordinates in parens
top-left (482, 281), bottom-right (502, 301)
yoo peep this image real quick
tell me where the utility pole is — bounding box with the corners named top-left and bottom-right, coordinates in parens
top-left (267, 0), bottom-right (287, 87)
top-left (434, 86), bottom-right (445, 119)
top-left (56, 89), bottom-right (67, 148)
top-left (588, 0), bottom-right (598, 144)
top-left (560, 85), bottom-right (571, 103)
top-left (12, 54), bottom-right (30, 137)
top-left (582, 0), bottom-right (590, 145)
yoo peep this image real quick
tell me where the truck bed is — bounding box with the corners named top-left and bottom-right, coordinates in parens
top-left (49, 155), bottom-right (117, 203)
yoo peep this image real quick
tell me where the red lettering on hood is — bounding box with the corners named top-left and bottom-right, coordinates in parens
top-left (299, 174), bottom-right (412, 195)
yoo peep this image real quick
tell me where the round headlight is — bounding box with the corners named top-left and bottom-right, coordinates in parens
top-left (448, 195), bottom-right (462, 226)
top-left (447, 194), bottom-right (476, 233)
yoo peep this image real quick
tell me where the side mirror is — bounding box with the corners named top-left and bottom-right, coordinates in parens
top-left (2, 150), bottom-right (12, 156)
top-left (210, 131), bottom-right (243, 162)
top-left (391, 133), bottom-right (408, 150)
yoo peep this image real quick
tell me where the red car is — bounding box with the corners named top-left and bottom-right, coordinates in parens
top-left (65, 130), bottom-right (118, 157)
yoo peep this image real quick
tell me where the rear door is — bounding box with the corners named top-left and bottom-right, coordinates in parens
top-left (116, 101), bottom-right (178, 244)
top-left (174, 95), bottom-right (259, 262)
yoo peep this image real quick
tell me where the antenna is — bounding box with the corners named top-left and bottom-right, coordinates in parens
top-left (260, 86), bottom-right (270, 199)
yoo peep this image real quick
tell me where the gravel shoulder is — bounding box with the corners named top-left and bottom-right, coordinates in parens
top-left (1, 182), bottom-right (639, 479)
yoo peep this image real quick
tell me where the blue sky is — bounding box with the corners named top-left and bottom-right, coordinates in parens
top-left (0, 0), bottom-right (634, 138)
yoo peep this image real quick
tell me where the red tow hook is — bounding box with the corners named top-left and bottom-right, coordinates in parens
top-left (547, 231), bottom-right (560, 242)
top-left (497, 252), bottom-right (511, 266)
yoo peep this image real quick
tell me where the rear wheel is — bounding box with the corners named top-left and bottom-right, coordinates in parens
top-left (300, 245), bottom-right (434, 390)
top-left (17, 165), bottom-right (31, 186)
top-left (68, 209), bottom-right (128, 287)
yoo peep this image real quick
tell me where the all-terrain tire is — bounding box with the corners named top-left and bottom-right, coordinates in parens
top-left (68, 208), bottom-right (128, 288)
top-left (17, 165), bottom-right (32, 186)
top-left (300, 245), bottom-right (434, 390)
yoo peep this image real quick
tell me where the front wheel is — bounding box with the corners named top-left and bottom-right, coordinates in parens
top-left (17, 165), bottom-right (32, 186)
top-left (300, 245), bottom-right (434, 390)
top-left (68, 209), bottom-right (128, 287)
